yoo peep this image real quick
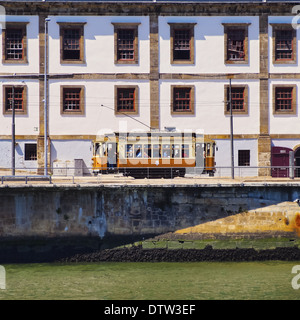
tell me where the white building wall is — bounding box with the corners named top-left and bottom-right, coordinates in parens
top-left (159, 16), bottom-right (260, 74)
top-left (159, 79), bottom-right (260, 134)
top-left (51, 140), bottom-right (93, 174)
top-left (272, 139), bottom-right (300, 150)
top-left (48, 79), bottom-right (151, 135)
top-left (0, 140), bottom-right (37, 170)
top-left (269, 16), bottom-right (300, 74)
top-left (0, 80), bottom-right (40, 136)
top-left (269, 79), bottom-right (300, 135)
top-left (214, 139), bottom-right (258, 177)
top-left (47, 16), bottom-right (150, 74)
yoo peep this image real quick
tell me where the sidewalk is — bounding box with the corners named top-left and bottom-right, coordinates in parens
top-left (1, 169), bottom-right (300, 187)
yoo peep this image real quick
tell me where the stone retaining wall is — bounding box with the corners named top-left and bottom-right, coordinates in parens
top-left (0, 184), bottom-right (299, 240)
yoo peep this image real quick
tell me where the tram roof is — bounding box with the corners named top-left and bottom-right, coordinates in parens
top-left (94, 131), bottom-right (215, 143)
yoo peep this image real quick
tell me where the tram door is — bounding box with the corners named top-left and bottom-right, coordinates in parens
top-left (106, 142), bottom-right (117, 169)
top-left (195, 143), bottom-right (204, 174)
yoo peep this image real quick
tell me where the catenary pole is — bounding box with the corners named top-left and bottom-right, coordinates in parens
top-left (11, 85), bottom-right (15, 176)
top-left (44, 18), bottom-right (50, 176)
top-left (229, 78), bottom-right (234, 179)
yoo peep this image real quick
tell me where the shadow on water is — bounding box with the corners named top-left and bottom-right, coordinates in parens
top-left (0, 234), bottom-right (159, 264)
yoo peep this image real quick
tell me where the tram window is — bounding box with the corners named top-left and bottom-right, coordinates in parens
top-left (207, 143), bottom-right (211, 156)
top-left (153, 144), bottom-right (161, 158)
top-left (126, 144), bottom-right (133, 158)
top-left (102, 143), bottom-right (107, 156)
top-left (95, 143), bottom-right (100, 155)
top-left (134, 144), bottom-right (142, 158)
top-left (173, 144), bottom-right (180, 158)
top-left (143, 144), bottom-right (151, 158)
top-left (162, 144), bottom-right (171, 158)
top-left (182, 144), bottom-right (189, 158)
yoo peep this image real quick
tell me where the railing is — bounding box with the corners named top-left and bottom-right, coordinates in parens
top-left (0, 165), bottom-right (300, 185)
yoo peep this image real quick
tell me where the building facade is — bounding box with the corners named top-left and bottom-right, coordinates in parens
top-left (0, 0), bottom-right (300, 176)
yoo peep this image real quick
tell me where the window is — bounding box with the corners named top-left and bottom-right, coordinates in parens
top-left (169, 23), bottom-right (196, 64)
top-left (2, 23), bottom-right (28, 63)
top-left (25, 143), bottom-right (37, 161)
top-left (273, 85), bottom-right (296, 115)
top-left (223, 23), bottom-right (250, 64)
top-left (227, 29), bottom-right (245, 61)
top-left (58, 23), bottom-right (85, 64)
top-left (153, 144), bottom-right (161, 158)
top-left (117, 29), bottom-right (135, 61)
top-left (60, 86), bottom-right (85, 115)
top-left (3, 85), bottom-right (27, 115)
top-left (224, 85), bottom-right (248, 114)
top-left (115, 86), bottom-right (139, 115)
top-left (182, 144), bottom-right (190, 158)
top-left (126, 144), bottom-right (133, 158)
top-left (112, 23), bottom-right (140, 65)
top-left (271, 24), bottom-right (296, 64)
top-left (171, 86), bottom-right (195, 115)
top-left (143, 144), bottom-right (151, 158)
top-left (134, 144), bottom-right (142, 158)
top-left (238, 150), bottom-right (250, 166)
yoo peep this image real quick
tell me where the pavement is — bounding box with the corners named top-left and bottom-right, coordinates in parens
top-left (0, 169), bottom-right (300, 187)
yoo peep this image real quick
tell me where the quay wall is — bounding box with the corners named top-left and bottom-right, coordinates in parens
top-left (0, 184), bottom-right (300, 240)
top-left (0, 183), bottom-right (300, 262)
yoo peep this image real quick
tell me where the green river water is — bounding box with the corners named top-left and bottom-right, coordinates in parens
top-left (0, 261), bottom-right (299, 300)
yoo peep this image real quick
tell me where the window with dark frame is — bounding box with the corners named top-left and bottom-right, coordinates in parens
top-left (169, 23), bottom-right (195, 65)
top-left (5, 28), bottom-right (24, 61)
top-left (25, 143), bottom-right (37, 161)
top-left (238, 150), bottom-right (250, 166)
top-left (5, 86), bottom-right (24, 111)
top-left (117, 88), bottom-right (135, 112)
top-left (62, 28), bottom-right (81, 60)
top-left (173, 87), bottom-right (191, 112)
top-left (117, 29), bottom-right (135, 61)
top-left (275, 87), bottom-right (293, 111)
top-left (173, 28), bottom-right (191, 61)
top-left (113, 23), bottom-right (139, 65)
top-left (227, 28), bottom-right (245, 61)
top-left (223, 23), bottom-right (249, 65)
top-left (227, 87), bottom-right (245, 111)
top-left (275, 29), bottom-right (293, 61)
top-left (63, 87), bottom-right (81, 111)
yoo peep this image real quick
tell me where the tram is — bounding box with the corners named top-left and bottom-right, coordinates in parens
top-left (92, 131), bottom-right (216, 178)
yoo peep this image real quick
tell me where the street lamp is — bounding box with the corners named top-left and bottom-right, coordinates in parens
top-left (11, 85), bottom-right (15, 176)
top-left (228, 76), bottom-right (234, 180)
top-left (44, 17), bottom-right (50, 176)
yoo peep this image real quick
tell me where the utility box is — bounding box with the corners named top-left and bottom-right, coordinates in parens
top-left (74, 159), bottom-right (83, 176)
top-left (52, 159), bottom-right (84, 176)
top-left (52, 160), bottom-right (67, 176)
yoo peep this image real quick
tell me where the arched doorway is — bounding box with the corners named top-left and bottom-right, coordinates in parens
top-left (295, 148), bottom-right (300, 178)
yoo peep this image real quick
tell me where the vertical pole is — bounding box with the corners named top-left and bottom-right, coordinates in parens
top-left (12, 86), bottom-right (15, 176)
top-left (44, 18), bottom-right (50, 176)
top-left (229, 78), bottom-right (234, 179)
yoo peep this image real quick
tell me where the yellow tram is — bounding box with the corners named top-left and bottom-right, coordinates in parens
top-left (92, 131), bottom-right (216, 178)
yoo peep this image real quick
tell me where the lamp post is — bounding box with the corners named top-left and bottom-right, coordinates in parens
top-left (229, 77), bottom-right (234, 179)
top-left (11, 85), bottom-right (15, 176)
top-left (44, 18), bottom-right (50, 176)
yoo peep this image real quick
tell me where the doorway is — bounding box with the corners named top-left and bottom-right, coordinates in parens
top-left (295, 148), bottom-right (300, 178)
